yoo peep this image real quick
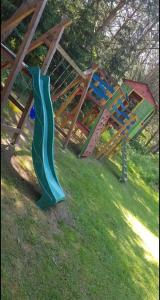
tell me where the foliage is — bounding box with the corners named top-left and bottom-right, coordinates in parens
top-left (127, 145), bottom-right (159, 190)
top-left (1, 0), bottom-right (159, 154)
top-left (129, 138), bottom-right (145, 154)
top-left (1, 0), bottom-right (159, 76)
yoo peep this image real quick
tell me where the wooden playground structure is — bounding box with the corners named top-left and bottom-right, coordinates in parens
top-left (1, 0), bottom-right (158, 182)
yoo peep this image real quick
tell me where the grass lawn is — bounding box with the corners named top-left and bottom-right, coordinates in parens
top-left (1, 116), bottom-right (159, 300)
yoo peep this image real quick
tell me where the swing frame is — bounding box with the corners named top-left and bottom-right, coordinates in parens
top-left (1, 8), bottom-right (71, 145)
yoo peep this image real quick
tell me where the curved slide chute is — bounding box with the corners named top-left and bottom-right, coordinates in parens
top-left (29, 67), bottom-right (65, 209)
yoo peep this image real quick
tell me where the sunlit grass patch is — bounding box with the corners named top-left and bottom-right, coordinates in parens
top-left (1, 132), bottom-right (159, 300)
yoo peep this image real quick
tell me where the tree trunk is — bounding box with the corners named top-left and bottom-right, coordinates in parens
top-left (119, 25), bottom-right (158, 78)
top-left (145, 128), bottom-right (159, 147)
top-left (132, 113), bottom-right (154, 139)
top-left (148, 142), bottom-right (159, 154)
top-left (1, 0), bottom-right (36, 42)
top-left (97, 0), bottom-right (127, 33)
top-left (145, 64), bottom-right (159, 83)
top-left (105, 4), bottom-right (141, 50)
top-left (132, 20), bottom-right (158, 49)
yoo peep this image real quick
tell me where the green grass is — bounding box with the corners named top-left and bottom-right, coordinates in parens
top-left (1, 130), bottom-right (159, 300)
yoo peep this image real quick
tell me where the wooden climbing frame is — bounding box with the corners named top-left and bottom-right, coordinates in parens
top-left (96, 113), bottom-right (137, 159)
top-left (1, 0), bottom-right (48, 110)
top-left (63, 64), bottom-right (99, 148)
top-left (1, 3), bottom-right (72, 145)
top-left (80, 109), bottom-right (111, 158)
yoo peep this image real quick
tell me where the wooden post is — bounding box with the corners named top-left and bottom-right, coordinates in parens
top-left (11, 18), bottom-right (71, 145)
top-left (1, 0), bottom-right (47, 110)
top-left (1, 62), bottom-right (11, 70)
top-left (1, 44), bottom-right (30, 76)
top-left (63, 65), bottom-right (98, 148)
top-left (1, 0), bottom-right (36, 42)
top-left (27, 17), bottom-right (72, 53)
top-left (52, 76), bottom-right (80, 101)
top-left (97, 114), bottom-right (136, 159)
top-left (80, 109), bottom-right (110, 158)
top-left (55, 84), bottom-right (81, 118)
top-left (57, 45), bottom-right (86, 79)
top-left (42, 25), bottom-right (68, 74)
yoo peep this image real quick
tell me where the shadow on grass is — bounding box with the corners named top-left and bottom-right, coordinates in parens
top-left (1, 146), bottom-right (41, 204)
top-left (1, 105), bottom-right (159, 299)
top-left (95, 155), bottom-right (158, 236)
top-left (55, 158), bottom-right (158, 299)
top-left (1, 141), bottom-right (159, 299)
top-left (99, 157), bottom-right (121, 180)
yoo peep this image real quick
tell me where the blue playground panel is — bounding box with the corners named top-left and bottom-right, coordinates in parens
top-left (112, 104), bottom-right (129, 120)
top-left (90, 82), bottom-right (109, 100)
top-left (109, 97), bottom-right (130, 125)
top-left (92, 73), bottom-right (115, 93)
top-left (117, 99), bottom-right (127, 109)
top-left (89, 73), bottom-right (115, 101)
top-left (114, 114), bottom-right (124, 125)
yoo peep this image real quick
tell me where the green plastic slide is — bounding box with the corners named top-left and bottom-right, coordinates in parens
top-left (29, 67), bottom-right (65, 209)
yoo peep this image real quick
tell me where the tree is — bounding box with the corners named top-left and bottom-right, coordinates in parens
top-left (2, 0), bottom-right (159, 78)
top-left (96, 0), bottom-right (127, 33)
top-left (145, 129), bottom-right (159, 147)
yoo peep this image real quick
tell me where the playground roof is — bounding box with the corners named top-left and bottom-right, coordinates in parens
top-left (123, 79), bottom-right (158, 108)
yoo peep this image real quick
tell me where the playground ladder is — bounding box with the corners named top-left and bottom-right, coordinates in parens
top-left (97, 129), bottom-right (126, 159)
top-left (97, 114), bottom-right (136, 159)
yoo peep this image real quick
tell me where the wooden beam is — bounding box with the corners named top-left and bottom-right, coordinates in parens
top-left (41, 37), bottom-right (62, 74)
top-left (11, 17), bottom-right (71, 145)
top-left (1, 43), bottom-right (17, 61)
top-left (1, 44), bottom-right (31, 78)
top-left (28, 17), bottom-right (71, 53)
top-left (1, 83), bottom-right (25, 112)
top-left (55, 85), bottom-right (81, 118)
top-left (63, 65), bottom-right (98, 148)
top-left (1, 61), bottom-right (11, 69)
top-left (1, 0), bottom-right (37, 41)
top-left (1, 0), bottom-right (47, 110)
top-left (1, 124), bottom-right (21, 133)
top-left (27, 37), bottom-right (47, 53)
top-left (110, 114), bottom-right (124, 128)
top-left (97, 114), bottom-right (136, 159)
top-left (8, 95), bottom-right (25, 112)
top-left (52, 75), bottom-right (80, 101)
top-left (28, 28), bottom-right (58, 53)
top-left (55, 124), bottom-right (67, 138)
top-left (11, 94), bottom-right (33, 145)
top-left (1, 43), bottom-right (23, 62)
top-left (41, 23), bottom-right (69, 74)
top-left (57, 44), bottom-right (86, 79)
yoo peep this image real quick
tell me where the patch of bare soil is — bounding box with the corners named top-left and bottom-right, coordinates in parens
top-left (1, 145), bottom-right (75, 233)
top-left (46, 201), bottom-right (76, 234)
